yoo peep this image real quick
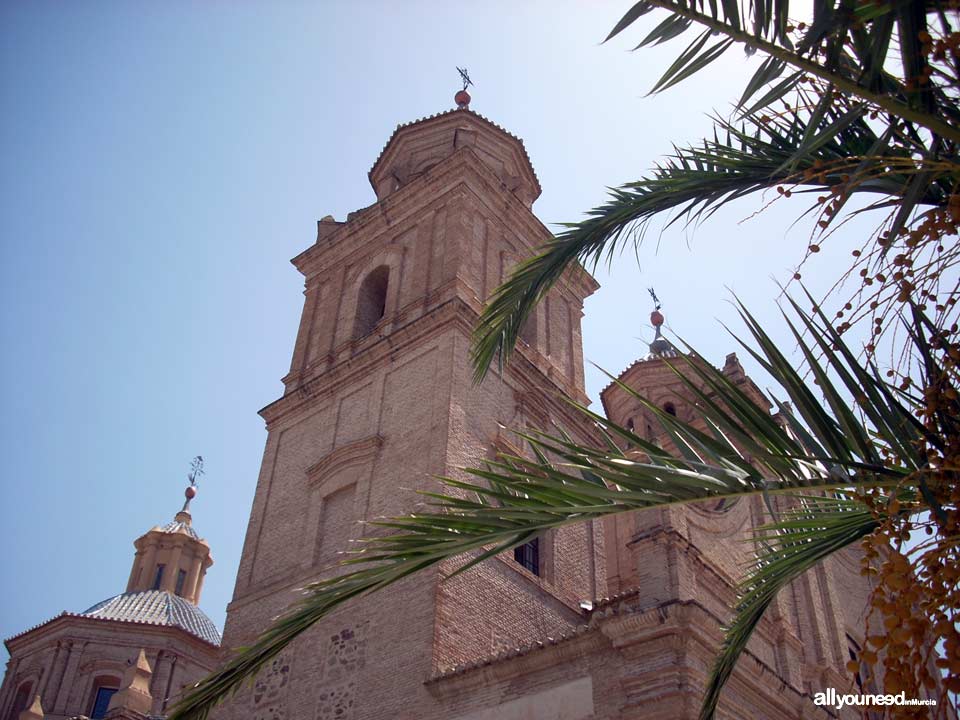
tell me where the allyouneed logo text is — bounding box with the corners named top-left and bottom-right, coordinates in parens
top-left (814, 688), bottom-right (937, 710)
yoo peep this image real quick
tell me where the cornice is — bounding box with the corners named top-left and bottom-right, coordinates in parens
top-left (4, 613), bottom-right (219, 656)
top-left (260, 296), bottom-right (471, 427)
top-left (133, 530), bottom-right (210, 551)
top-left (262, 296), bottom-right (591, 430)
top-left (290, 147), bottom-right (597, 301)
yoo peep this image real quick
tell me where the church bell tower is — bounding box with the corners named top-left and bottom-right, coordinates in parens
top-left (217, 88), bottom-right (604, 720)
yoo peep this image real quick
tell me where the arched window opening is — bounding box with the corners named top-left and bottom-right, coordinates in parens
top-left (664, 402), bottom-right (677, 417)
top-left (625, 418), bottom-right (635, 432)
top-left (7, 682), bottom-right (32, 720)
top-left (354, 266), bottom-right (390, 339)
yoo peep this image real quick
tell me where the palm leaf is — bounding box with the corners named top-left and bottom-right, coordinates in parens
top-left (168, 299), bottom-right (935, 720)
top-left (470, 97), bottom-right (952, 382)
top-left (700, 494), bottom-right (882, 719)
top-left (605, 1), bottom-right (960, 140)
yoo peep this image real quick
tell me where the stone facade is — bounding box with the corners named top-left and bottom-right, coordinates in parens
top-left (212, 103), bottom-right (878, 720)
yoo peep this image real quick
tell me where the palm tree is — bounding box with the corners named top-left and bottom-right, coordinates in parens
top-left (169, 3), bottom-right (960, 717)
top-left (471, 0), bottom-right (960, 380)
top-left (168, 297), bottom-right (958, 720)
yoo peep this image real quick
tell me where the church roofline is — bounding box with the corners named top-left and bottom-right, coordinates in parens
top-left (427, 588), bottom-right (654, 683)
top-left (4, 608), bottom-right (221, 652)
top-left (368, 107), bottom-right (542, 199)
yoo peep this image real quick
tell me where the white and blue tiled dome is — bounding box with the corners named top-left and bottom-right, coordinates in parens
top-left (71, 458), bottom-right (221, 645)
top-left (81, 589), bottom-right (221, 645)
top-left (2, 460), bottom-right (223, 720)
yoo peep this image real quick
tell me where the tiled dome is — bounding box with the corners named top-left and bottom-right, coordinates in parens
top-left (81, 590), bottom-right (221, 645)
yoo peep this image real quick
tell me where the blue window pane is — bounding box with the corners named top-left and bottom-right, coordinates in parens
top-left (91, 687), bottom-right (117, 719)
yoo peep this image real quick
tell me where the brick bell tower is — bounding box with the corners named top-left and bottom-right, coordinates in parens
top-left (217, 86), bottom-right (604, 720)
top-left (599, 303), bottom-right (867, 714)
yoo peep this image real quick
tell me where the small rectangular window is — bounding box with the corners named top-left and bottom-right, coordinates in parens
top-left (513, 538), bottom-right (540, 576)
top-left (152, 564), bottom-right (165, 590)
top-left (175, 569), bottom-right (187, 596)
top-left (91, 687), bottom-right (118, 719)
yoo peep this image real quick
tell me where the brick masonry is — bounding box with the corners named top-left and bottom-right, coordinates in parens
top-left (213, 106), bottom-right (878, 720)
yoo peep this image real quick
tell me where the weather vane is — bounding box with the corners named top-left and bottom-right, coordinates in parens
top-left (456, 67), bottom-right (473, 92)
top-left (188, 456), bottom-right (204, 487)
top-left (182, 455), bottom-right (204, 512)
top-left (648, 287), bottom-right (662, 311)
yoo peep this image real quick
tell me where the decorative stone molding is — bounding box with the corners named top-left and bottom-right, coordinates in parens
top-left (306, 436), bottom-right (383, 492)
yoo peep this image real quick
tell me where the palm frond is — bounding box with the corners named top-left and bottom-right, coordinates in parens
top-left (700, 494), bottom-right (882, 720)
top-left (169, 298), bottom-right (936, 720)
top-left (606, 1), bottom-right (960, 141)
top-left (471, 96), bottom-right (953, 381)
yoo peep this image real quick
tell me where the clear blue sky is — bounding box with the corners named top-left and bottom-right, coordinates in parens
top-left (1, 1), bottom-right (875, 659)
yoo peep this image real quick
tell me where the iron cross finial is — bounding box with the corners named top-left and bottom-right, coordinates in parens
top-left (648, 288), bottom-right (662, 311)
top-left (456, 67), bottom-right (473, 92)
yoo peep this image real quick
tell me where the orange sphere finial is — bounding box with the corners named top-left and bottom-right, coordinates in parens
top-left (649, 287), bottom-right (664, 326)
top-left (181, 455), bottom-right (204, 512)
